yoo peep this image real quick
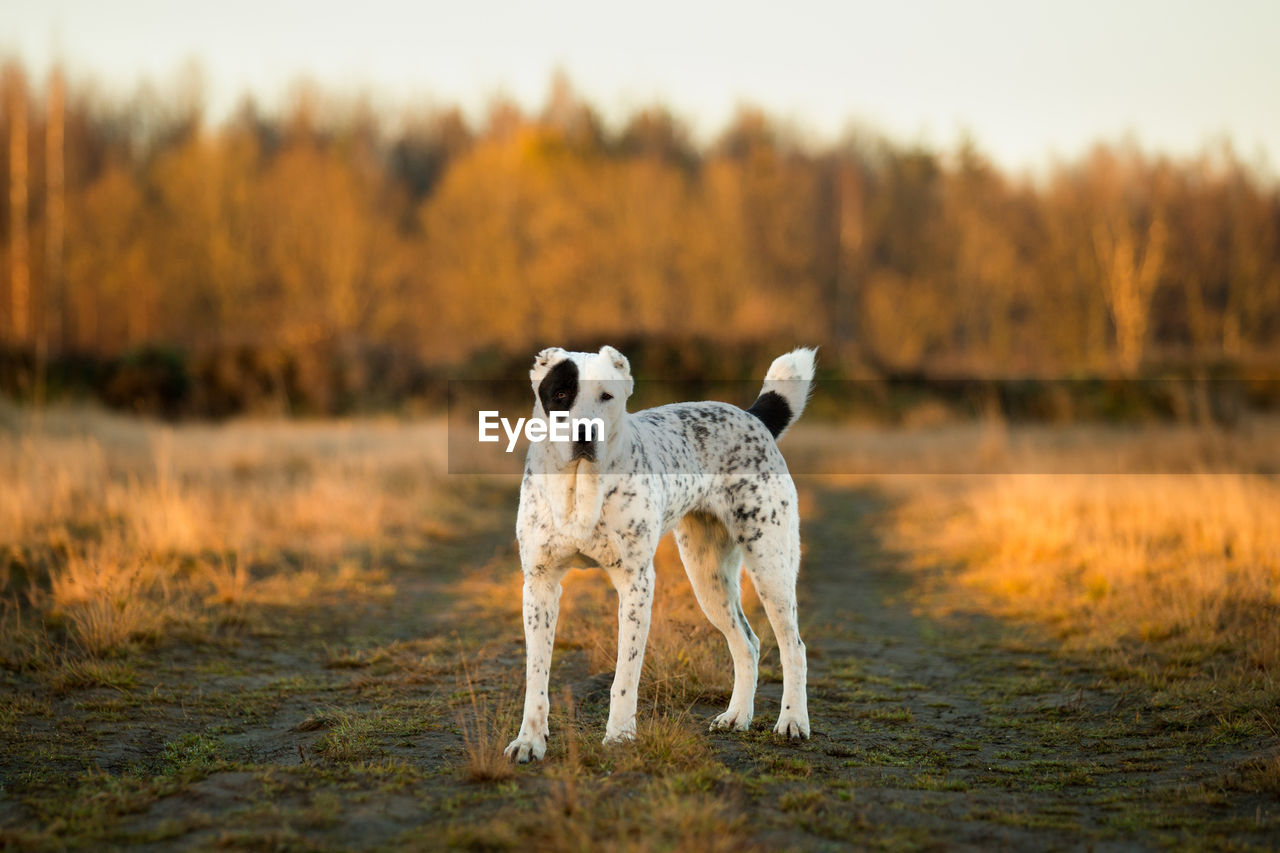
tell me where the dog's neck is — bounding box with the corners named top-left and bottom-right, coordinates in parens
top-left (558, 459), bottom-right (602, 540)
top-left (528, 455), bottom-right (602, 542)
top-left (526, 415), bottom-right (632, 543)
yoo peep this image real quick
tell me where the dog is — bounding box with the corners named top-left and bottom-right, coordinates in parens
top-left (504, 345), bottom-right (815, 762)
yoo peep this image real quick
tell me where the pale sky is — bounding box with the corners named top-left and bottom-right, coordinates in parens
top-left (4, 0), bottom-right (1278, 173)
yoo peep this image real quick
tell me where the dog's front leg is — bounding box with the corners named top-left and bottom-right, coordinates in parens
top-left (603, 560), bottom-right (655, 744)
top-left (505, 570), bottom-right (564, 763)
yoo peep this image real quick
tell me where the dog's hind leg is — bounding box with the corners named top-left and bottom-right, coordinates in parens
top-left (602, 558), bottom-right (656, 744)
top-left (675, 512), bottom-right (759, 732)
top-left (741, 523), bottom-right (810, 740)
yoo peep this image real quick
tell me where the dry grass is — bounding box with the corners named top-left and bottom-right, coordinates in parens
top-left (454, 692), bottom-right (746, 853)
top-left (900, 473), bottom-right (1280, 677)
top-left (547, 686), bottom-right (584, 817)
top-left (567, 545), bottom-right (760, 708)
top-left (450, 532), bottom-right (765, 710)
top-left (449, 416), bottom-right (1280, 736)
top-left (529, 779), bottom-right (749, 853)
top-left (8, 396), bottom-right (1276, 729)
top-left (456, 656), bottom-right (519, 783)
top-left (1230, 754), bottom-right (1280, 795)
top-left (612, 710), bottom-right (714, 775)
top-left (785, 414), bottom-right (1280, 477)
top-left (0, 400), bottom-right (449, 663)
top-left (634, 538), bottom-right (767, 707)
top-left (877, 415), bottom-right (1280, 697)
top-left (43, 538), bottom-right (172, 656)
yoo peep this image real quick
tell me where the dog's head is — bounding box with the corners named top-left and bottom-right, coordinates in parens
top-left (529, 345), bottom-right (633, 468)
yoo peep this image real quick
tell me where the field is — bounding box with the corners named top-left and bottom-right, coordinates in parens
top-left (1, 401), bottom-right (1278, 850)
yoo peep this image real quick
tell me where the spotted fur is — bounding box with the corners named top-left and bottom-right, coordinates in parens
top-left (504, 345), bottom-right (816, 762)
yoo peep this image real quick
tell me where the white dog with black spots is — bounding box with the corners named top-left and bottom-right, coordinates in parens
top-left (504, 345), bottom-right (816, 762)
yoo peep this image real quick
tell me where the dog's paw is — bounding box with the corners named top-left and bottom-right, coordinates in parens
top-left (602, 727), bottom-right (636, 746)
top-left (774, 713), bottom-right (810, 740)
top-left (709, 708), bottom-right (752, 732)
top-left (504, 734), bottom-right (546, 763)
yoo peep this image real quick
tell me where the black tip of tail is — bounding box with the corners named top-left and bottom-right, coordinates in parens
top-left (747, 391), bottom-right (792, 438)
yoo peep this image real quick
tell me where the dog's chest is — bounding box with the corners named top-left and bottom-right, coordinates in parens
top-left (521, 475), bottom-right (669, 566)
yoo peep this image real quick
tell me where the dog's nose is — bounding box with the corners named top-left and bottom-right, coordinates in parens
top-left (571, 440), bottom-right (596, 462)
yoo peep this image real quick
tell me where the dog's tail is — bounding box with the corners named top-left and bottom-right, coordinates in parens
top-left (746, 347), bottom-right (816, 440)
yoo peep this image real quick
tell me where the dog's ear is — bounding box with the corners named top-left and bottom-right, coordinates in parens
top-left (599, 345), bottom-right (634, 398)
top-left (530, 348), bottom-right (567, 385)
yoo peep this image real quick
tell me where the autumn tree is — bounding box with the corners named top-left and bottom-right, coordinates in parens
top-left (2, 57), bottom-right (1279, 415)
top-left (1077, 147), bottom-right (1170, 372)
top-left (5, 63), bottom-right (30, 346)
top-left (44, 66), bottom-right (65, 356)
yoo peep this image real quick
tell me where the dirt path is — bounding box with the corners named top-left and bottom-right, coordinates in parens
top-left (735, 485), bottom-right (1275, 848)
top-left (2, 482), bottom-right (1276, 849)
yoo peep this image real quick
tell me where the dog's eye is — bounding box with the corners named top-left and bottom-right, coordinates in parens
top-left (600, 392), bottom-right (613, 402)
top-left (555, 391), bottom-right (567, 401)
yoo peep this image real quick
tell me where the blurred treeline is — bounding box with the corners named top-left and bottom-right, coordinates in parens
top-left (1, 62), bottom-right (1278, 416)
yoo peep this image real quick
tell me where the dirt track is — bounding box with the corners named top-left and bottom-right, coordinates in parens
top-left (2, 481), bottom-right (1276, 849)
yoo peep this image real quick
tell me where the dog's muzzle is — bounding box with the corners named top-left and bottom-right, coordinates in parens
top-left (571, 440), bottom-right (597, 462)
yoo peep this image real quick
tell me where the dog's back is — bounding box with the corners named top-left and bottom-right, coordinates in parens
top-left (622, 348), bottom-right (816, 533)
top-left (627, 346), bottom-right (815, 475)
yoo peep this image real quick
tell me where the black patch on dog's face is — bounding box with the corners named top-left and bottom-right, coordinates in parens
top-left (538, 358), bottom-right (579, 415)
top-left (746, 391), bottom-right (791, 438)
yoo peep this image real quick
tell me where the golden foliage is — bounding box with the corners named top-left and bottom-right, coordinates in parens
top-left (3, 61), bottom-right (1277, 381)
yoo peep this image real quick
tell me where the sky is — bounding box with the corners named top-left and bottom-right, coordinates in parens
top-left (4, 0), bottom-right (1279, 174)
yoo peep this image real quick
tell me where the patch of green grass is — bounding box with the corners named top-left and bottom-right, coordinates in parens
top-left (208, 825), bottom-right (309, 851)
top-left (445, 820), bottom-right (521, 850)
top-left (312, 712), bottom-right (382, 762)
top-left (782, 801), bottom-right (875, 843)
top-left (71, 691), bottom-right (157, 720)
top-left (1225, 753), bottom-right (1280, 795)
top-left (910, 773), bottom-right (969, 792)
top-left (755, 751), bottom-right (813, 780)
top-left (21, 768), bottom-right (197, 847)
top-left (988, 673), bottom-right (1062, 698)
top-left (116, 813), bottom-right (214, 845)
top-left (308, 703), bottom-right (439, 763)
top-left (0, 692), bottom-right (52, 732)
top-left (193, 658), bottom-right (250, 677)
top-left (162, 732), bottom-right (225, 774)
top-left (846, 742), bottom-right (949, 772)
top-left (861, 706), bottom-right (912, 723)
top-left (46, 658), bottom-right (140, 691)
top-left (1208, 714), bottom-right (1261, 745)
top-left (323, 643), bottom-right (391, 670)
top-left (778, 787), bottom-right (825, 812)
top-left (967, 806), bottom-right (1082, 832)
top-left (889, 680), bottom-right (928, 693)
top-left (825, 659), bottom-right (866, 681)
top-left (667, 765), bottom-right (726, 795)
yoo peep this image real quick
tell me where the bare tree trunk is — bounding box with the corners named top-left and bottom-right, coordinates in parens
top-left (45, 67), bottom-right (65, 354)
top-left (31, 67), bottom-right (65, 407)
top-left (835, 161), bottom-right (863, 361)
top-left (1093, 214), bottom-right (1166, 373)
top-left (6, 64), bottom-right (30, 347)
